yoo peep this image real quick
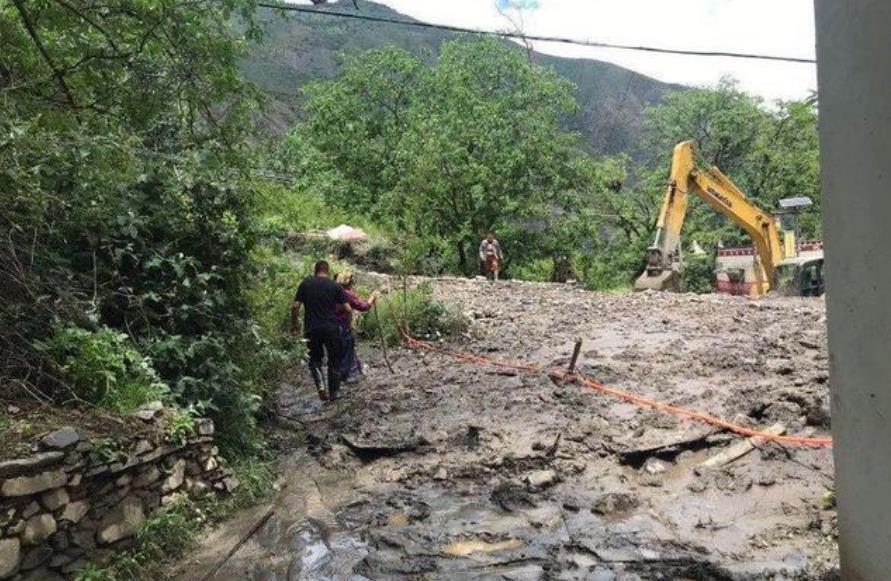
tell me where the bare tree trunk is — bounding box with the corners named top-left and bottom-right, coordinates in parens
top-left (457, 242), bottom-right (468, 273)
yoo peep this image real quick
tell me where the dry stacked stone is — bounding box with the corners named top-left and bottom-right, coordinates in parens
top-left (0, 405), bottom-right (237, 579)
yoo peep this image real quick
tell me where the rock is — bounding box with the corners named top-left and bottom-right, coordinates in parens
top-left (22, 503), bottom-right (40, 519)
top-left (60, 558), bottom-right (88, 575)
top-left (1, 471), bottom-right (67, 497)
top-left (48, 551), bottom-right (78, 569)
top-left (161, 492), bottom-right (186, 507)
top-left (687, 479), bottom-right (708, 493)
top-left (524, 469), bottom-right (558, 491)
top-left (758, 474), bottom-right (777, 487)
top-left (132, 466), bottom-right (161, 488)
top-left (22, 566), bottom-right (65, 581)
top-left (40, 428), bottom-right (80, 450)
top-left (0, 509), bottom-right (14, 529)
top-left (491, 482), bottom-right (537, 512)
top-left (135, 401), bottom-right (164, 421)
top-left (40, 488), bottom-right (69, 512)
top-left (202, 456), bottom-right (218, 473)
top-left (115, 474), bottom-right (132, 487)
top-left (69, 529), bottom-right (95, 551)
top-left (592, 492), bottom-right (640, 516)
top-left (21, 514), bottom-right (57, 545)
top-left (190, 480), bottom-right (210, 498)
top-left (640, 473), bottom-right (664, 487)
top-left (643, 458), bottom-right (667, 475)
top-left (433, 467), bottom-right (448, 480)
top-left (58, 501), bottom-right (88, 525)
top-left (19, 545), bottom-right (52, 570)
top-left (0, 453), bottom-right (64, 479)
top-left (133, 440), bottom-right (153, 456)
top-left (221, 476), bottom-right (240, 492)
top-left (562, 498), bottom-right (581, 512)
top-left (161, 459), bottom-right (186, 493)
top-left (67, 474), bottom-right (82, 487)
top-left (50, 531), bottom-right (69, 552)
top-left (0, 538), bottom-right (21, 579)
top-left (97, 496), bottom-right (145, 545)
top-left (185, 461), bottom-right (201, 477)
top-left (196, 419), bottom-right (214, 436)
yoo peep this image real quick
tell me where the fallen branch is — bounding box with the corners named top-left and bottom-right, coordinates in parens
top-left (698, 422), bottom-right (786, 470)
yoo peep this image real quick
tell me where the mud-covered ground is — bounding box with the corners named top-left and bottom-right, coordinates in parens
top-left (174, 277), bottom-right (838, 581)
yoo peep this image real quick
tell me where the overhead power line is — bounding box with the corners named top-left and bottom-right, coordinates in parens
top-left (256, 2), bottom-right (816, 65)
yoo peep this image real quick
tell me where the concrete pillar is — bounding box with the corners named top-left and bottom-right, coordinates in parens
top-left (814, 1), bottom-right (891, 578)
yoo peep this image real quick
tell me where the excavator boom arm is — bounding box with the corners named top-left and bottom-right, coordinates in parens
top-left (634, 140), bottom-right (784, 294)
top-left (688, 168), bottom-right (783, 285)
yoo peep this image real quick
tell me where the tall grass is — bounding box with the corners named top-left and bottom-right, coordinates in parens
top-left (357, 283), bottom-right (467, 346)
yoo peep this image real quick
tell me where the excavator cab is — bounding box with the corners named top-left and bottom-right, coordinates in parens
top-left (774, 257), bottom-right (826, 297)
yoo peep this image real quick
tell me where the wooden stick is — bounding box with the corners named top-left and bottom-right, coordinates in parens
top-left (567, 338), bottom-right (583, 374)
top-left (698, 423), bottom-right (786, 470)
top-left (374, 303), bottom-right (395, 374)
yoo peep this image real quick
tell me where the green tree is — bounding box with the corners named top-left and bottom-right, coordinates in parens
top-left (300, 46), bottom-right (425, 214)
top-left (288, 37), bottom-right (617, 275)
top-left (0, 0), bottom-right (283, 450)
top-left (635, 80), bottom-right (821, 244)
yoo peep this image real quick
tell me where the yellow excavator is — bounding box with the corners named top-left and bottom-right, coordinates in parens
top-left (633, 141), bottom-right (824, 297)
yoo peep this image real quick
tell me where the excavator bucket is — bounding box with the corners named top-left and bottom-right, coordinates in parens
top-left (633, 268), bottom-right (681, 292)
top-left (633, 246), bottom-right (682, 292)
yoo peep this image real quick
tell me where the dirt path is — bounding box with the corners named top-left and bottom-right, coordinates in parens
top-left (173, 277), bottom-right (838, 580)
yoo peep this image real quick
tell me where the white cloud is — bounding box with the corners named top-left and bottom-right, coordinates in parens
top-left (372, 0), bottom-right (817, 102)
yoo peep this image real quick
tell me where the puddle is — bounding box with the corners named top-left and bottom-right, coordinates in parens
top-left (442, 538), bottom-right (525, 556)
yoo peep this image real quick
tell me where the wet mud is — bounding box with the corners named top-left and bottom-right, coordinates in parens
top-left (175, 277), bottom-right (838, 580)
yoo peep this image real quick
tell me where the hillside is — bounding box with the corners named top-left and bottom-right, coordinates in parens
top-left (241, 1), bottom-right (680, 154)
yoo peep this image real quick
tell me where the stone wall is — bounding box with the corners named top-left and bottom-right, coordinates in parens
top-left (0, 407), bottom-right (238, 580)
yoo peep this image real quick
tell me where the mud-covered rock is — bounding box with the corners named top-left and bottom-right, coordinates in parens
top-left (592, 492), bottom-right (639, 515)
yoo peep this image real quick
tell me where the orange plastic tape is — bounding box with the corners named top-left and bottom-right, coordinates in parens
top-left (402, 332), bottom-right (833, 449)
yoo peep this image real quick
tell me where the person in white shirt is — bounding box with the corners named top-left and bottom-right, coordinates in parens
top-left (478, 231), bottom-right (504, 281)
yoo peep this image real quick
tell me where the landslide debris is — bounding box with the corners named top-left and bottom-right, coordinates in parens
top-left (175, 276), bottom-right (838, 581)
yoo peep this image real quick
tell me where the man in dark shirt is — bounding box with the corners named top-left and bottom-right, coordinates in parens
top-left (291, 260), bottom-right (351, 401)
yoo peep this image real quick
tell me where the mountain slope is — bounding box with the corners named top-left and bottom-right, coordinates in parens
top-left (241, 1), bottom-right (680, 154)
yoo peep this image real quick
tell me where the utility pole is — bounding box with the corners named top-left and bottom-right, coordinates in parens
top-left (814, 1), bottom-right (891, 578)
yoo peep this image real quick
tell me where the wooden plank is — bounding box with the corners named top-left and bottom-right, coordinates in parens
top-left (697, 423), bottom-right (786, 470)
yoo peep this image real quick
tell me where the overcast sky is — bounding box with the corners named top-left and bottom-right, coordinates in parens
top-left (354, 0), bottom-right (817, 103)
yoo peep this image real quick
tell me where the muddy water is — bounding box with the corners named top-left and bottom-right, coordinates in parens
top-left (175, 277), bottom-right (838, 580)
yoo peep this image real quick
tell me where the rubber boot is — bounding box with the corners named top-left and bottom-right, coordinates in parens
top-left (327, 366), bottom-right (341, 401)
top-left (310, 365), bottom-right (328, 401)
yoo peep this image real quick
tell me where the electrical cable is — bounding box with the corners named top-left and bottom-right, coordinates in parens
top-left (256, 2), bottom-right (816, 64)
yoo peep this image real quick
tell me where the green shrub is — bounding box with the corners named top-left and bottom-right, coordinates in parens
top-left (681, 253), bottom-right (717, 294)
top-left (38, 325), bottom-right (169, 414)
top-left (358, 283), bottom-right (467, 346)
top-left (75, 497), bottom-right (201, 581)
top-left (512, 258), bottom-right (553, 282)
top-left (165, 406), bottom-right (198, 446)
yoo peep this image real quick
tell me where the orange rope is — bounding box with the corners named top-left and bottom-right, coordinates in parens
top-left (402, 331), bottom-right (833, 449)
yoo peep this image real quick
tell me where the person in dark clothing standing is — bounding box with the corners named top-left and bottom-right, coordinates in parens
top-left (290, 260), bottom-right (351, 401)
